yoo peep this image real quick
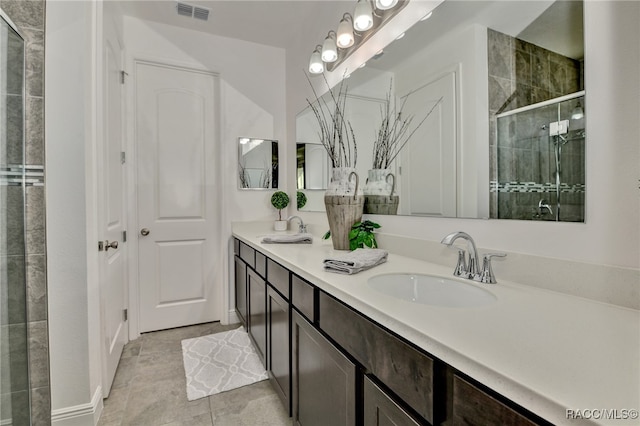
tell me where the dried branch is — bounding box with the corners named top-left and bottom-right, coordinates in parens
top-left (372, 79), bottom-right (443, 169)
top-left (304, 71), bottom-right (357, 168)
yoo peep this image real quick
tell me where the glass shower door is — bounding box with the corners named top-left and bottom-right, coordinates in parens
top-left (0, 9), bottom-right (31, 426)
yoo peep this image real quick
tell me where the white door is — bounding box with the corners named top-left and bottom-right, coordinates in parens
top-left (135, 61), bottom-right (220, 333)
top-left (99, 17), bottom-right (128, 397)
top-left (398, 71), bottom-right (457, 216)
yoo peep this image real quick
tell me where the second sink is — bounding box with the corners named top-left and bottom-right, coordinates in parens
top-left (368, 273), bottom-right (497, 308)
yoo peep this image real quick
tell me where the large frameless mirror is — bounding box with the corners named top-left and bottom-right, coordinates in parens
top-left (237, 137), bottom-right (279, 190)
top-left (296, 0), bottom-right (585, 222)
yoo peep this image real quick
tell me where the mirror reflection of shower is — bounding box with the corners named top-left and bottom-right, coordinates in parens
top-left (494, 91), bottom-right (586, 222)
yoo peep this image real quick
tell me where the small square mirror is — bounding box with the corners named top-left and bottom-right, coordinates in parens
top-left (238, 137), bottom-right (279, 189)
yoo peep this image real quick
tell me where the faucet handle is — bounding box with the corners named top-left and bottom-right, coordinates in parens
top-left (476, 252), bottom-right (507, 284)
top-left (453, 249), bottom-right (468, 277)
top-left (299, 224), bottom-right (308, 233)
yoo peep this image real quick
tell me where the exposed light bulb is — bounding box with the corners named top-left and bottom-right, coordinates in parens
top-left (308, 46), bottom-right (324, 74)
top-left (359, 62), bottom-right (366, 69)
top-left (353, 0), bottom-right (373, 32)
top-left (336, 15), bottom-right (355, 48)
top-left (321, 32), bottom-right (338, 62)
top-left (396, 32), bottom-right (405, 40)
top-left (571, 102), bottom-right (584, 120)
top-left (375, 0), bottom-right (398, 10)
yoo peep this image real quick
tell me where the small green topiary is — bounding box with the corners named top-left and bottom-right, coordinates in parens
top-left (270, 191), bottom-right (290, 220)
top-left (297, 191), bottom-right (307, 210)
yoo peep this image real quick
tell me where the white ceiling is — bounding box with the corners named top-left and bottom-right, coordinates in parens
top-left (118, 0), bottom-right (349, 51)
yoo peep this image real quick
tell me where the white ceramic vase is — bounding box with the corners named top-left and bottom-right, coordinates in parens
top-left (363, 169), bottom-right (395, 196)
top-left (274, 220), bottom-right (287, 231)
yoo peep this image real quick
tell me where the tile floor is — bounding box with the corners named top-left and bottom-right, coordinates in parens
top-left (97, 322), bottom-right (291, 426)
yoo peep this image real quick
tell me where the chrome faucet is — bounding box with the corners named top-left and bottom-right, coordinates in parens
top-left (286, 215), bottom-right (307, 233)
top-left (441, 231), bottom-right (480, 279)
top-left (441, 231), bottom-right (506, 284)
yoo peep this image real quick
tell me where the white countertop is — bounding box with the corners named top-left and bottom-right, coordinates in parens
top-left (233, 222), bottom-right (640, 426)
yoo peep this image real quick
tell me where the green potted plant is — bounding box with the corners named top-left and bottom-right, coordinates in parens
top-left (323, 219), bottom-right (381, 251)
top-left (271, 191), bottom-right (290, 231)
top-left (297, 191), bottom-right (307, 210)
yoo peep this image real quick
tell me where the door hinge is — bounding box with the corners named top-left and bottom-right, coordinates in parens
top-left (98, 241), bottom-right (104, 251)
top-left (122, 230), bottom-right (127, 243)
top-left (123, 309), bottom-right (128, 321)
top-left (120, 151), bottom-right (126, 164)
top-left (120, 70), bottom-right (128, 84)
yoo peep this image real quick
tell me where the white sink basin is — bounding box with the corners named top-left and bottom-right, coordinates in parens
top-left (368, 273), bottom-right (497, 308)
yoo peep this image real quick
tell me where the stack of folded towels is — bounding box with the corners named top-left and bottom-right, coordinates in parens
top-left (261, 233), bottom-right (313, 244)
top-left (323, 248), bottom-right (388, 275)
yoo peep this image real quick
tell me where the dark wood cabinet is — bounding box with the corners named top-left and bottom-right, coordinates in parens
top-left (234, 256), bottom-right (247, 326)
top-left (267, 285), bottom-right (290, 414)
top-left (292, 310), bottom-right (356, 426)
top-left (232, 238), bottom-right (549, 426)
top-left (319, 292), bottom-right (434, 424)
top-left (452, 375), bottom-right (539, 426)
top-left (364, 376), bottom-right (421, 426)
top-left (247, 268), bottom-right (266, 366)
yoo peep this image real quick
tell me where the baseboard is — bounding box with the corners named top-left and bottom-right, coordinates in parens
top-left (224, 309), bottom-right (241, 326)
top-left (51, 386), bottom-right (103, 426)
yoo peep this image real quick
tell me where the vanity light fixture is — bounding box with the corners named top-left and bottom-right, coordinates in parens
top-left (353, 0), bottom-right (374, 31)
top-left (375, 0), bottom-right (398, 11)
top-left (308, 1), bottom-right (407, 75)
top-left (321, 31), bottom-right (338, 62)
top-left (336, 13), bottom-right (355, 48)
top-left (396, 32), bottom-right (405, 40)
top-left (308, 45), bottom-right (324, 74)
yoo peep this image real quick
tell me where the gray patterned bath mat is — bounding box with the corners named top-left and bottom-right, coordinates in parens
top-left (181, 326), bottom-right (268, 401)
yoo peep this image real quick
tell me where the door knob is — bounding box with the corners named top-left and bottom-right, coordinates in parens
top-left (105, 240), bottom-right (119, 251)
top-left (140, 228), bottom-right (150, 236)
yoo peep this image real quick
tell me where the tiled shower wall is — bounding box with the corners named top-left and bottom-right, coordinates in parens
top-left (0, 0), bottom-right (50, 424)
top-left (488, 28), bottom-right (584, 220)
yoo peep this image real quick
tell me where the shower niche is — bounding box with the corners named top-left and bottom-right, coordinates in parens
top-left (493, 93), bottom-right (586, 222)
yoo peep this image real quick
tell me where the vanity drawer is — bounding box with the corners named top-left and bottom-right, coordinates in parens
top-left (292, 275), bottom-right (315, 322)
top-left (239, 241), bottom-right (255, 269)
top-left (452, 375), bottom-right (539, 426)
top-left (319, 292), bottom-right (434, 424)
top-left (267, 258), bottom-right (290, 299)
top-left (255, 251), bottom-right (267, 278)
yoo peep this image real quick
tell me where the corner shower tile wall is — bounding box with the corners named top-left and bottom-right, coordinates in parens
top-left (0, 1), bottom-right (50, 425)
top-left (488, 28), bottom-right (583, 221)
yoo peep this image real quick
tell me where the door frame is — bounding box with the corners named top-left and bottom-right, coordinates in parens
top-left (124, 55), bottom-right (224, 339)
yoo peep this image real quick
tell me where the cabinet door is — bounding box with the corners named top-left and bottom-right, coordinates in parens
top-left (292, 311), bottom-right (355, 426)
top-left (452, 375), bottom-right (539, 426)
top-left (234, 256), bottom-right (247, 326)
top-left (364, 376), bottom-right (421, 426)
top-left (267, 285), bottom-right (290, 414)
top-left (248, 268), bottom-right (266, 366)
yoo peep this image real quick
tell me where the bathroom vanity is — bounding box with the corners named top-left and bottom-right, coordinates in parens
top-left (232, 222), bottom-right (639, 426)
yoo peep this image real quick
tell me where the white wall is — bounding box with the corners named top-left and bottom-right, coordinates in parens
top-left (288, 1), bottom-right (640, 270)
top-left (46, 0), bottom-right (103, 422)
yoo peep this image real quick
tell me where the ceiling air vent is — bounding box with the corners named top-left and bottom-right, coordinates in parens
top-left (193, 7), bottom-right (210, 21)
top-left (176, 2), bottom-right (210, 21)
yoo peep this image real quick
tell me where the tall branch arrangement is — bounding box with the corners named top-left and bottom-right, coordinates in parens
top-left (305, 72), bottom-right (357, 168)
top-left (372, 80), bottom-right (443, 170)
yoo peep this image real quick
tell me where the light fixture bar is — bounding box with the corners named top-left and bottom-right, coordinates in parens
top-left (325, 0), bottom-right (408, 73)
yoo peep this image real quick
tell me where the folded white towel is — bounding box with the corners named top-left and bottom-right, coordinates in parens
top-left (261, 233), bottom-right (313, 244)
top-left (324, 248), bottom-right (388, 275)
